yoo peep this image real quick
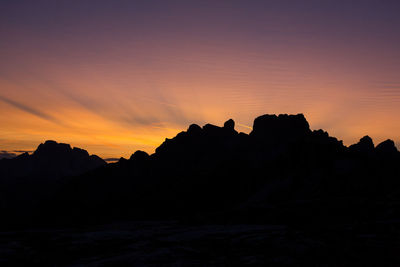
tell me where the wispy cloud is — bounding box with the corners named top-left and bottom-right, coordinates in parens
top-left (103, 157), bottom-right (119, 162)
top-left (12, 150), bottom-right (34, 153)
top-left (58, 88), bottom-right (192, 129)
top-left (0, 95), bottom-right (59, 124)
top-left (0, 149), bottom-right (33, 159)
top-left (0, 151), bottom-right (17, 159)
top-left (237, 123), bottom-right (253, 130)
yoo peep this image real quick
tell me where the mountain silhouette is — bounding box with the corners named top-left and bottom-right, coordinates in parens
top-left (0, 114), bottom-right (399, 228)
top-left (0, 140), bottom-right (105, 180)
top-left (1, 113), bottom-right (400, 266)
top-left (0, 141), bottom-right (105, 224)
top-left (16, 113), bottom-right (391, 226)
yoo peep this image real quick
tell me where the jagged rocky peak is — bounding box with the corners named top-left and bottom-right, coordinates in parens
top-left (0, 140), bottom-right (106, 179)
top-left (250, 113), bottom-right (311, 140)
top-left (187, 124), bottom-right (202, 134)
top-left (360, 136), bottom-right (374, 147)
top-left (349, 135), bottom-right (374, 153)
top-left (223, 119), bottom-right (235, 131)
top-left (202, 123), bottom-right (220, 132)
top-left (33, 140), bottom-right (72, 157)
top-left (31, 140), bottom-right (106, 164)
top-left (312, 129), bottom-right (329, 138)
top-left (32, 140), bottom-right (102, 160)
top-left (376, 139), bottom-right (398, 155)
top-left (72, 147), bottom-right (90, 158)
top-left (202, 119), bottom-right (238, 136)
top-left (155, 119), bottom-right (240, 156)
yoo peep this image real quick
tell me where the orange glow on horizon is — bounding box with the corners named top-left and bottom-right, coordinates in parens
top-left (1, 1), bottom-right (399, 158)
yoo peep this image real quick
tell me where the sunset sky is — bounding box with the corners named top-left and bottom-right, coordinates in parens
top-left (1, 0), bottom-right (400, 159)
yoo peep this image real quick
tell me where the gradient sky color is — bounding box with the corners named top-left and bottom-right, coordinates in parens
top-left (1, 0), bottom-right (400, 159)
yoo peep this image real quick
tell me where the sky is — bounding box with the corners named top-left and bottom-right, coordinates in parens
top-left (1, 0), bottom-right (400, 159)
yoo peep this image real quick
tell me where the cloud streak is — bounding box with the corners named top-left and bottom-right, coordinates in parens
top-left (0, 95), bottom-right (59, 124)
top-left (12, 150), bottom-right (34, 153)
top-left (0, 151), bottom-right (17, 159)
top-left (58, 87), bottom-right (193, 129)
top-left (103, 157), bottom-right (120, 162)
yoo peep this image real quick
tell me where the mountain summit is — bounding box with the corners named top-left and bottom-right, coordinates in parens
top-left (0, 140), bottom-right (105, 180)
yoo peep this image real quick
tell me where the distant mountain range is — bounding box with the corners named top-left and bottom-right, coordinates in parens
top-left (0, 113), bottom-right (399, 228)
top-left (0, 140), bottom-right (105, 179)
top-left (0, 141), bottom-right (105, 223)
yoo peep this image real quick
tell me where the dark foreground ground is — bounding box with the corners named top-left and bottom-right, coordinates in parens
top-left (1, 220), bottom-right (400, 266)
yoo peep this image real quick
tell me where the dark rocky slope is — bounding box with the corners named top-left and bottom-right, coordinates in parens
top-left (1, 114), bottom-right (399, 227)
top-left (38, 114), bottom-right (400, 226)
top-left (0, 141), bottom-right (105, 224)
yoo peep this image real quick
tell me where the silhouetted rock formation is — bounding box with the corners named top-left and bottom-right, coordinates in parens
top-left (223, 118), bottom-right (235, 131)
top-left (0, 140), bottom-right (105, 180)
top-left (250, 114), bottom-right (310, 142)
top-left (349, 135), bottom-right (374, 154)
top-left (0, 141), bottom-right (105, 225)
top-left (1, 114), bottom-right (400, 229)
top-left (129, 150), bottom-right (149, 161)
top-left (376, 139), bottom-right (398, 156)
